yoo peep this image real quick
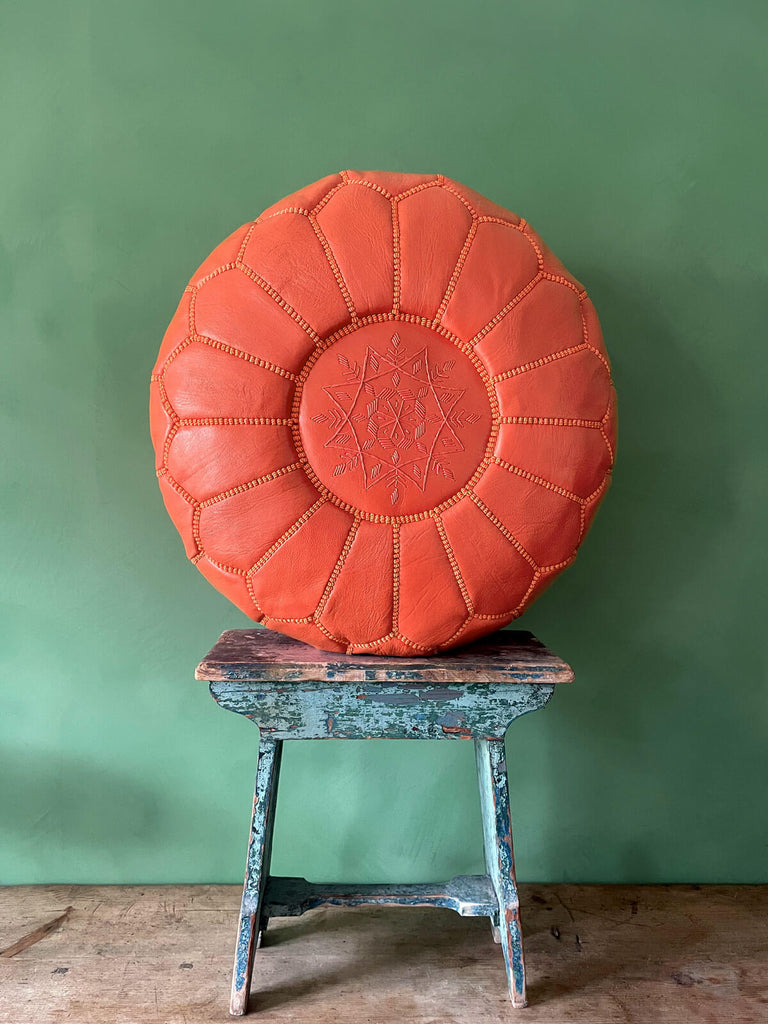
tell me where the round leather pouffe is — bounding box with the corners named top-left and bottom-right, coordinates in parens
top-left (150, 170), bottom-right (617, 655)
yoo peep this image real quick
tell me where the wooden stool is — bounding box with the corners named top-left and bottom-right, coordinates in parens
top-left (196, 629), bottom-right (573, 1015)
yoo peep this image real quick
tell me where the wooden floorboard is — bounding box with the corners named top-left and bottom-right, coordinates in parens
top-left (0, 884), bottom-right (766, 1023)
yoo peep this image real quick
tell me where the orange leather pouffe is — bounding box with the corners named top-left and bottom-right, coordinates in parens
top-left (149, 170), bottom-right (617, 655)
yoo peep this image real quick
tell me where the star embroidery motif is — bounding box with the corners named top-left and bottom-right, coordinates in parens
top-left (311, 333), bottom-right (480, 506)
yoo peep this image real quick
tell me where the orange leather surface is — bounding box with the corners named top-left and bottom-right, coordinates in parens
top-left (150, 171), bottom-right (617, 655)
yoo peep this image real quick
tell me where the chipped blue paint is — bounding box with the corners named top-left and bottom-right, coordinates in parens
top-left (231, 737), bottom-right (282, 1015)
top-left (264, 874), bottom-right (499, 918)
top-left (476, 737), bottom-right (527, 1007)
top-left (198, 629), bottom-right (572, 1014)
top-left (210, 680), bottom-right (554, 740)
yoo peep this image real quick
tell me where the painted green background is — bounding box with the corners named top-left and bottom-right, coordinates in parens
top-left (1, 0), bottom-right (766, 885)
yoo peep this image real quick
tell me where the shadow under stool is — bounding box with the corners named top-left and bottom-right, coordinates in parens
top-left (195, 629), bottom-right (573, 1015)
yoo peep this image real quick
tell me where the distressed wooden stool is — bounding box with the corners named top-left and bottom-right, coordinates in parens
top-left (196, 629), bottom-right (573, 1015)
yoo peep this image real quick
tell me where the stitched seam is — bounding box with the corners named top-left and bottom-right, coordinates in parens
top-left (315, 620), bottom-right (348, 645)
top-left (198, 463), bottom-right (301, 508)
top-left (237, 224), bottom-right (256, 261)
top-left (191, 505), bottom-right (202, 555)
top-left (542, 270), bottom-right (586, 296)
top-left (433, 515), bottom-right (474, 614)
top-left (337, 175), bottom-right (392, 199)
top-left (579, 480), bottom-right (610, 541)
top-left (244, 576), bottom-right (267, 620)
top-left (256, 207), bottom-right (310, 222)
top-left (579, 295), bottom-right (612, 377)
top-left (491, 343), bottom-right (589, 383)
top-left (157, 336), bottom-right (192, 371)
top-left (311, 180), bottom-right (348, 215)
top-left (247, 497), bottom-right (327, 574)
top-left (391, 522), bottom-right (400, 634)
top-left (393, 178), bottom-right (441, 201)
top-left (176, 416), bottom-right (294, 426)
top-left (162, 420), bottom-right (180, 469)
top-left (307, 213), bottom-right (358, 323)
top-left (202, 553), bottom-right (249, 577)
top-left (539, 553), bottom-right (578, 574)
top-left (435, 615), bottom-right (474, 649)
top-left (500, 415), bottom-right (604, 428)
top-left (290, 314), bottom-right (500, 525)
top-left (347, 632), bottom-right (397, 652)
top-left (235, 261), bottom-right (322, 344)
top-left (314, 518), bottom-right (360, 620)
top-left (191, 333), bottom-right (296, 380)
top-left (490, 456), bottom-right (584, 504)
top-left (470, 273), bottom-right (543, 346)
top-left (393, 633), bottom-right (432, 652)
top-left (191, 261), bottom-right (238, 290)
top-left (435, 219), bottom-right (478, 322)
top-left (156, 467), bottom-right (198, 506)
top-left (600, 395), bottom-right (616, 461)
top-left (468, 492), bottom-right (539, 570)
top-left (391, 196), bottom-right (401, 315)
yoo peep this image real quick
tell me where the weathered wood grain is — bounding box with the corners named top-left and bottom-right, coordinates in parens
top-left (195, 629), bottom-right (574, 685)
top-left (1, 884), bottom-right (766, 1023)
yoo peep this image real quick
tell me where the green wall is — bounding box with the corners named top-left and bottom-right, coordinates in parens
top-left (2, 0), bottom-right (766, 885)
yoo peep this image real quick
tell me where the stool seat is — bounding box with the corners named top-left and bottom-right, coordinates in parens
top-left (196, 628), bottom-right (573, 1014)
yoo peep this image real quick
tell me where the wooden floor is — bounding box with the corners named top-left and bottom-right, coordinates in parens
top-left (0, 884), bottom-right (765, 1023)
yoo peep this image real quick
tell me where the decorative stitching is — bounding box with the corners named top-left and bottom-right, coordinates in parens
top-left (176, 416), bottom-right (293, 426)
top-left (500, 415), bottom-right (604, 428)
top-left (156, 466), bottom-right (197, 506)
top-left (308, 213), bottom-right (358, 323)
top-left (391, 522), bottom-right (400, 633)
top-left (255, 206), bottom-right (310, 222)
top-left (237, 224), bottom-right (256, 262)
top-left (468, 492), bottom-right (539, 571)
top-left (308, 330), bottom-right (486, 509)
top-left (600, 395), bottom-right (616, 461)
top-left (336, 175), bottom-right (392, 200)
top-left (201, 553), bottom-right (249, 577)
top-left (469, 273), bottom-right (543, 347)
top-left (434, 219), bottom-right (477, 322)
top-left (313, 517), bottom-right (360, 621)
top-left (290, 315), bottom-right (500, 524)
top-left (155, 172), bottom-right (617, 652)
top-left (247, 497), bottom-right (327, 574)
top-left (190, 261), bottom-right (238, 291)
top-left (191, 333), bottom-right (297, 380)
top-left (578, 295), bottom-right (612, 377)
top-left (434, 514), bottom-right (474, 615)
top-left (391, 197), bottom-right (401, 315)
top-left (542, 270), bottom-right (587, 297)
top-left (393, 177), bottom-right (441, 201)
top-left (491, 343), bottom-right (590, 383)
top-left (157, 336), bottom-right (193, 371)
top-left (198, 463), bottom-right (301, 508)
top-left (578, 479), bottom-right (610, 542)
top-left (234, 261), bottom-right (322, 344)
top-left (490, 456), bottom-right (584, 504)
top-left (311, 180), bottom-right (348, 215)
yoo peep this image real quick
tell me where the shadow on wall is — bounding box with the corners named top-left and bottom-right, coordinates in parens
top-left (513, 265), bottom-right (742, 879)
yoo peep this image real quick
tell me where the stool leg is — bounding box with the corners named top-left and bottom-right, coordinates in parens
top-left (230, 736), bottom-right (282, 1016)
top-left (475, 737), bottom-right (526, 1008)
